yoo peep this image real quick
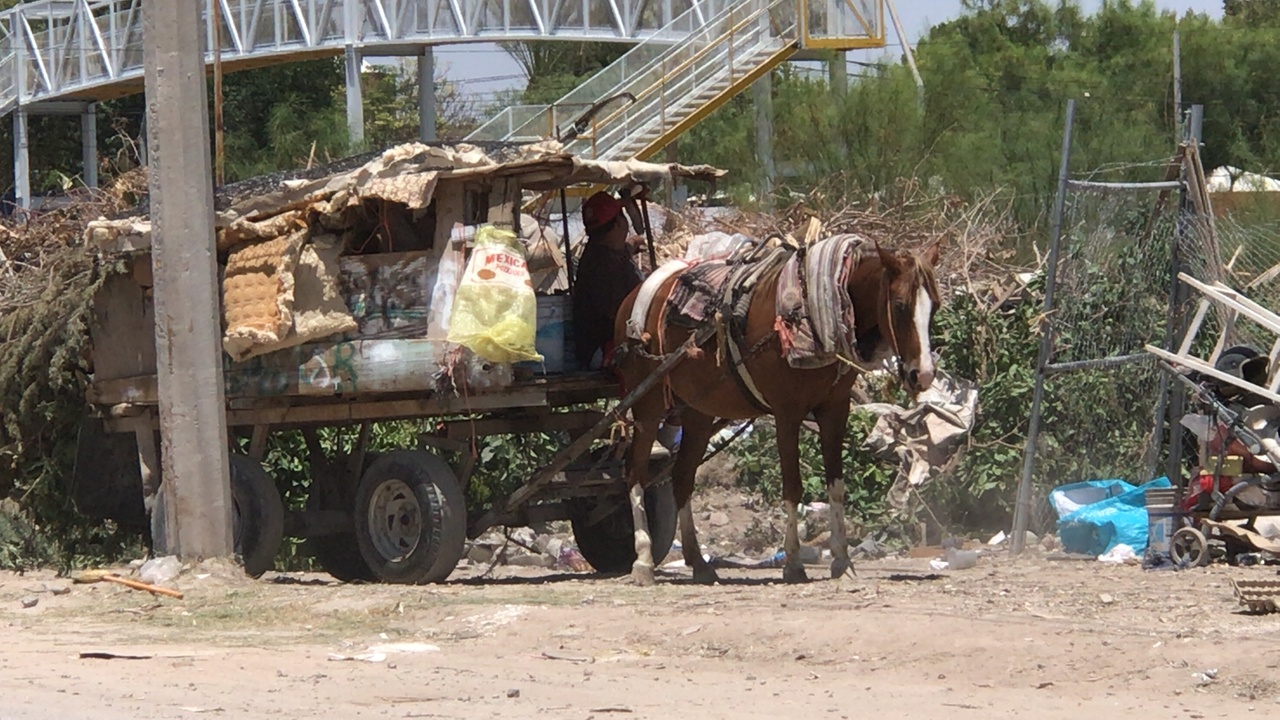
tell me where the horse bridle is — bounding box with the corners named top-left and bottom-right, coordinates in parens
top-left (883, 285), bottom-right (909, 386)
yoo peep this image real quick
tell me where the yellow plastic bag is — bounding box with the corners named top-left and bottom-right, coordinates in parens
top-left (446, 225), bottom-right (544, 364)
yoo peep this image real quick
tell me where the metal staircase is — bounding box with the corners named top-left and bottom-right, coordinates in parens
top-left (467, 0), bottom-right (885, 162)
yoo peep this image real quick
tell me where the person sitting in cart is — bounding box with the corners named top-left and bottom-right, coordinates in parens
top-left (572, 189), bottom-right (646, 371)
top-left (572, 188), bottom-right (682, 455)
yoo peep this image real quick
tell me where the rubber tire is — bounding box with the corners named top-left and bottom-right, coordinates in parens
top-left (571, 481), bottom-right (677, 574)
top-left (353, 450), bottom-right (466, 584)
top-left (1171, 526), bottom-right (1211, 568)
top-left (305, 491), bottom-right (376, 583)
top-left (229, 453), bottom-right (286, 578)
top-left (304, 451), bottom-right (380, 583)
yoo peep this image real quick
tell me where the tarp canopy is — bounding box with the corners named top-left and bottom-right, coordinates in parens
top-left (85, 141), bottom-right (724, 255)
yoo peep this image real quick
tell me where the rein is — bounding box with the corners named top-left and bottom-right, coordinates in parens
top-left (881, 277), bottom-right (909, 386)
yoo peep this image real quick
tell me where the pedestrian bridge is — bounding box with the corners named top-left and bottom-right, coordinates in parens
top-left (0, 0), bottom-right (780, 114)
top-left (0, 0), bottom-right (885, 203)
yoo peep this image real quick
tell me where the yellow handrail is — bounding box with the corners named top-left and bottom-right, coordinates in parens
top-left (569, 1), bottom-right (793, 155)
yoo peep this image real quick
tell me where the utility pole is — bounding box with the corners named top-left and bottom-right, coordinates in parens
top-left (141, 0), bottom-right (235, 561)
top-left (419, 48), bottom-right (437, 142)
top-left (1172, 29), bottom-right (1182, 141)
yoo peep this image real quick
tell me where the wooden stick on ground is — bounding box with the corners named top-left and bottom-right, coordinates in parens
top-left (72, 570), bottom-right (185, 599)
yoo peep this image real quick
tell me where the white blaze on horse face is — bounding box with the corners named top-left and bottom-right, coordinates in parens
top-left (911, 286), bottom-right (935, 390)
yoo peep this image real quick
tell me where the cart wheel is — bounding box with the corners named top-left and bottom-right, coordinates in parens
top-left (305, 493), bottom-right (375, 584)
top-left (1171, 526), bottom-right (1211, 568)
top-left (230, 453), bottom-right (285, 578)
top-left (354, 450), bottom-right (466, 584)
top-left (571, 481), bottom-right (677, 574)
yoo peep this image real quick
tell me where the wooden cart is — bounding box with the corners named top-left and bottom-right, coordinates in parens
top-left (77, 142), bottom-right (723, 583)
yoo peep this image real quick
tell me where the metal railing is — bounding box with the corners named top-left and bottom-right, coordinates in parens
top-left (0, 0), bottom-right (727, 114)
top-left (467, 0), bottom-right (734, 142)
top-left (467, 0), bottom-right (885, 161)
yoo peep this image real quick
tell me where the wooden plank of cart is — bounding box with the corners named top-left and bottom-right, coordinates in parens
top-left (79, 141), bottom-right (725, 583)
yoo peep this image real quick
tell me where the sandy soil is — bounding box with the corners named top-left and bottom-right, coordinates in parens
top-left (3, 553), bottom-right (1280, 720)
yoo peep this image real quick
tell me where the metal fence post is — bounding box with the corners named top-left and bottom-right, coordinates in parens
top-left (1164, 103), bottom-right (1204, 497)
top-left (1011, 98), bottom-right (1076, 555)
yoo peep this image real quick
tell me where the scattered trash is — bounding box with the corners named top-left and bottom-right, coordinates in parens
top-left (508, 554), bottom-right (555, 568)
top-left (928, 559), bottom-right (949, 572)
top-left (507, 689), bottom-right (520, 698)
top-left (945, 548), bottom-right (978, 570)
top-left (853, 536), bottom-right (887, 559)
top-left (20, 595), bottom-right (38, 609)
top-left (711, 420), bottom-right (753, 445)
top-left (540, 650), bottom-right (594, 664)
top-left (328, 652), bottom-right (387, 663)
top-left (1098, 544), bottom-right (1139, 564)
top-left (557, 545), bottom-right (591, 572)
top-left (1051, 478), bottom-right (1172, 557)
top-left (1232, 578), bottom-right (1280, 614)
top-left (587, 707), bottom-right (633, 714)
top-left (1193, 668), bottom-right (1219, 685)
top-left (178, 707), bottom-right (225, 714)
top-left (139, 555), bottom-right (183, 585)
top-left (79, 651), bottom-right (154, 660)
top-left (1099, 593), bottom-right (1115, 605)
top-left (366, 643), bottom-right (439, 655)
top-left (327, 642), bottom-right (438, 664)
top-left (988, 531), bottom-right (1008, 545)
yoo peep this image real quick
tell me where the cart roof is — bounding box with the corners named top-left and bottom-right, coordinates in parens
top-left (86, 141), bottom-right (725, 254)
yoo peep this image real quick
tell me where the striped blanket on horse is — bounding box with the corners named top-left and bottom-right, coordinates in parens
top-left (774, 234), bottom-right (865, 369)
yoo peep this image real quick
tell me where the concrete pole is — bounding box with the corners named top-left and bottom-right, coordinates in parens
top-left (418, 47), bottom-right (437, 142)
top-left (345, 45), bottom-right (365, 148)
top-left (753, 71), bottom-right (775, 201)
top-left (141, 0), bottom-right (235, 561)
top-left (12, 107), bottom-right (29, 211)
top-left (828, 52), bottom-right (847, 95)
top-left (81, 103), bottom-right (98, 189)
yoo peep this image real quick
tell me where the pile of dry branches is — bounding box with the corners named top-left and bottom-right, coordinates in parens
top-left (653, 178), bottom-right (1030, 305)
top-left (0, 172), bottom-right (142, 493)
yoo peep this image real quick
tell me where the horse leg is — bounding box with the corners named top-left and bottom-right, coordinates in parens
top-left (816, 399), bottom-right (853, 579)
top-left (670, 411), bottom-right (719, 584)
top-left (627, 418), bottom-right (661, 587)
top-left (775, 414), bottom-right (808, 583)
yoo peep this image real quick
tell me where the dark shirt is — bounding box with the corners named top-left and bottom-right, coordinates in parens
top-left (573, 239), bottom-right (644, 367)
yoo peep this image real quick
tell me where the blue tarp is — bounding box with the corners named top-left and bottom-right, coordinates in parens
top-left (1050, 477), bottom-right (1172, 556)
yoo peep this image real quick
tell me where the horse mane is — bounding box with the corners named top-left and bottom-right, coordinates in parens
top-left (842, 239), bottom-right (941, 304)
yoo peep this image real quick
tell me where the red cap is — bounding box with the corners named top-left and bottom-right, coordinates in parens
top-left (582, 191), bottom-right (623, 232)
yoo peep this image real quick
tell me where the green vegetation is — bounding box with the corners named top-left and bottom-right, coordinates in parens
top-left (7, 0), bottom-right (1280, 566)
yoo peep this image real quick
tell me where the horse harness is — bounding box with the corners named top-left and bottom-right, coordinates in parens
top-left (630, 236), bottom-right (797, 414)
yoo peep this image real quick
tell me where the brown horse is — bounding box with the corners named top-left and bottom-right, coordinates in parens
top-left (613, 237), bottom-right (941, 585)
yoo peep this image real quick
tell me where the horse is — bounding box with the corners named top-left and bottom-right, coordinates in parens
top-left (612, 235), bottom-right (941, 585)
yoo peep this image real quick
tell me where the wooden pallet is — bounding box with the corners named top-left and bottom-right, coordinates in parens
top-left (1145, 272), bottom-right (1280, 406)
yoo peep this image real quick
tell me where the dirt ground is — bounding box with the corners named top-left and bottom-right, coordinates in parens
top-left (4, 552), bottom-right (1280, 720)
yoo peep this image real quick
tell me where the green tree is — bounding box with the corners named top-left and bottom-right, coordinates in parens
top-left (502, 41), bottom-right (629, 104)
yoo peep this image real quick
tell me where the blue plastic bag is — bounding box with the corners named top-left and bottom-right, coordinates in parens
top-left (1051, 477), bottom-right (1172, 556)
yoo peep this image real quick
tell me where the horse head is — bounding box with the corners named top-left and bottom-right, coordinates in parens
top-left (872, 241), bottom-right (942, 394)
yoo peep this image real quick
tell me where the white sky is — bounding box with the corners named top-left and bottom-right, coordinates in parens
top-left (389, 0), bottom-right (1226, 110)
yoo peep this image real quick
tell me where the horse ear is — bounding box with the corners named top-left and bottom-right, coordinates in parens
top-left (922, 239), bottom-right (942, 267)
top-left (876, 241), bottom-right (903, 274)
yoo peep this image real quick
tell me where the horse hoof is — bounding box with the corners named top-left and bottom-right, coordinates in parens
top-left (631, 564), bottom-right (656, 587)
top-left (692, 566), bottom-right (720, 585)
top-left (783, 564), bottom-right (808, 584)
top-left (830, 557), bottom-right (854, 579)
